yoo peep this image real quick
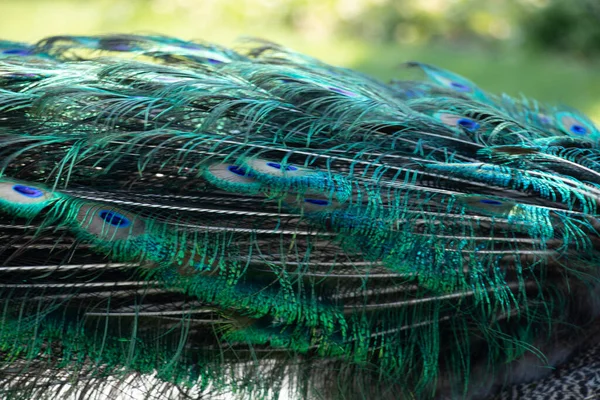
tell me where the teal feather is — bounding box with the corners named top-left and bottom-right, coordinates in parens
top-left (405, 62), bottom-right (490, 102)
top-left (0, 34), bottom-right (598, 400)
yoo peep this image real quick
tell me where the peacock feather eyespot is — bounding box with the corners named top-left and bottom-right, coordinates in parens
top-left (266, 162), bottom-right (298, 172)
top-left (227, 165), bottom-right (252, 177)
top-left (408, 62), bottom-right (491, 102)
top-left (12, 185), bottom-right (44, 198)
top-left (556, 111), bottom-right (597, 138)
top-left (2, 49), bottom-right (31, 56)
top-left (0, 180), bottom-right (54, 209)
top-left (570, 124), bottom-right (588, 135)
top-left (450, 81), bottom-right (471, 92)
top-left (457, 194), bottom-right (517, 216)
top-left (305, 198), bottom-right (330, 206)
top-left (75, 203), bottom-right (145, 241)
top-left (98, 210), bottom-right (132, 228)
top-left (435, 112), bottom-right (480, 132)
top-left (205, 163), bottom-right (262, 193)
top-left (457, 118), bottom-right (480, 131)
top-left (479, 199), bottom-right (503, 206)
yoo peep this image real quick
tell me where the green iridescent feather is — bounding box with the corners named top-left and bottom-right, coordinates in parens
top-left (0, 34), bottom-right (598, 400)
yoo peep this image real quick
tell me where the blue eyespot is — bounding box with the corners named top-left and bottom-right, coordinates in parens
top-left (228, 165), bottom-right (252, 177)
top-left (266, 162), bottom-right (298, 171)
top-left (98, 210), bottom-right (131, 228)
top-left (305, 199), bottom-right (330, 206)
top-left (457, 118), bottom-right (480, 131)
top-left (570, 124), bottom-right (588, 135)
top-left (207, 58), bottom-right (223, 64)
top-left (450, 82), bottom-right (471, 92)
top-left (12, 185), bottom-right (43, 198)
top-left (479, 199), bottom-right (503, 206)
top-left (2, 49), bottom-right (31, 56)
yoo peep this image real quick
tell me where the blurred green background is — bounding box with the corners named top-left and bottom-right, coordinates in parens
top-left (1, 0), bottom-right (599, 121)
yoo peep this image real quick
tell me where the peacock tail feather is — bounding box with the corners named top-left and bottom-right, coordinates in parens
top-left (0, 34), bottom-right (598, 399)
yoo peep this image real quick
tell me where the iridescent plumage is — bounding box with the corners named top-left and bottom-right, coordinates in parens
top-left (0, 34), bottom-right (598, 399)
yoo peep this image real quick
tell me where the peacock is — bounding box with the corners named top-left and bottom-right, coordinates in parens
top-left (0, 34), bottom-right (599, 400)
